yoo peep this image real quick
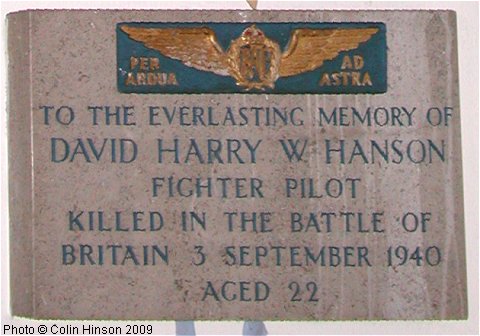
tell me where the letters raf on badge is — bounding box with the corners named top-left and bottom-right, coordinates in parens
top-left (117, 22), bottom-right (386, 93)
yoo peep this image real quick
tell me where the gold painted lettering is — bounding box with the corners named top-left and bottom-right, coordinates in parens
top-left (150, 58), bottom-right (160, 71)
top-left (130, 57), bottom-right (139, 70)
top-left (341, 72), bottom-right (350, 85)
top-left (147, 73), bottom-right (157, 85)
top-left (157, 73), bottom-right (166, 85)
top-left (318, 70), bottom-right (372, 87)
top-left (137, 73), bottom-right (147, 85)
top-left (353, 55), bottom-right (364, 70)
top-left (139, 57), bottom-right (149, 71)
top-left (168, 73), bottom-right (179, 85)
top-left (319, 73), bottom-right (331, 86)
top-left (351, 72), bottom-right (361, 86)
top-left (362, 72), bottom-right (372, 86)
top-left (341, 55), bottom-right (353, 70)
top-left (124, 71), bottom-right (178, 86)
top-left (125, 73), bottom-right (137, 86)
top-left (240, 47), bottom-right (255, 81)
top-left (332, 73), bottom-right (341, 86)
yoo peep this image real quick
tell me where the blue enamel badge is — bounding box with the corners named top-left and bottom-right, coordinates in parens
top-left (117, 22), bottom-right (386, 94)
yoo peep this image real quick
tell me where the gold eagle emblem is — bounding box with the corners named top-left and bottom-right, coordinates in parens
top-left (120, 25), bottom-right (378, 90)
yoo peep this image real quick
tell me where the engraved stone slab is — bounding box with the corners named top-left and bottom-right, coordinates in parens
top-left (8, 10), bottom-right (467, 320)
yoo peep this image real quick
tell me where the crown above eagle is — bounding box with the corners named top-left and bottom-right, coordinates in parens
top-left (120, 24), bottom-right (378, 90)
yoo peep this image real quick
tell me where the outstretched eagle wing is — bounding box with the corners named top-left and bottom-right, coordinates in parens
top-left (120, 26), bottom-right (230, 76)
top-left (279, 28), bottom-right (379, 77)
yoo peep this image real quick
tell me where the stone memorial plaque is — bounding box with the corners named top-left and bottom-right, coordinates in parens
top-left (8, 10), bottom-right (467, 320)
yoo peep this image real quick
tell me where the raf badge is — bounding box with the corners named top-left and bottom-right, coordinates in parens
top-left (117, 23), bottom-right (386, 94)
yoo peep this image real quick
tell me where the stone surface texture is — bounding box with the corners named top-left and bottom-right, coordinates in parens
top-left (8, 10), bottom-right (467, 320)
